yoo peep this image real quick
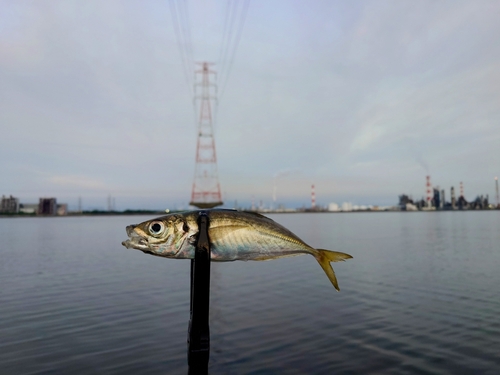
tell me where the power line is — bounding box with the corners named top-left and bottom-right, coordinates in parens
top-left (168, 0), bottom-right (249, 110)
top-left (169, 0), bottom-right (191, 87)
top-left (218, 0), bottom-right (237, 83)
top-left (168, 0), bottom-right (194, 95)
top-left (218, 0), bottom-right (232, 65)
top-left (178, 0), bottom-right (195, 69)
top-left (218, 0), bottom-right (250, 101)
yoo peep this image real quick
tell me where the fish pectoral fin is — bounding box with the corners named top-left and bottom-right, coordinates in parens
top-left (313, 249), bottom-right (353, 292)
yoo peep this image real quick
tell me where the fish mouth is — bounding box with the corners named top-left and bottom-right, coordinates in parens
top-left (122, 225), bottom-right (149, 251)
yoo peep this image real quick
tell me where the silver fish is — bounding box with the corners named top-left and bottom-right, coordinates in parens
top-left (122, 209), bottom-right (352, 291)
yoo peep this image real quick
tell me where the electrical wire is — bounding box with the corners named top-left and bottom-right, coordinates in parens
top-left (168, 0), bottom-right (194, 96)
top-left (218, 0), bottom-right (237, 85)
top-left (218, 0), bottom-right (250, 101)
top-left (178, 0), bottom-right (195, 72)
top-left (168, 0), bottom-right (250, 117)
top-left (218, 0), bottom-right (232, 66)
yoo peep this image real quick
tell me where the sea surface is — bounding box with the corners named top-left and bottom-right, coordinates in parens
top-left (1, 212), bottom-right (500, 374)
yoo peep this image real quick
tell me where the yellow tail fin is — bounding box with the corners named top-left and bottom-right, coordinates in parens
top-left (314, 249), bottom-right (353, 291)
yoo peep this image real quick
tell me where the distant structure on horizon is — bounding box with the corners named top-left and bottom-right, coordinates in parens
top-left (311, 184), bottom-right (316, 209)
top-left (328, 202), bottom-right (339, 211)
top-left (39, 198), bottom-right (57, 215)
top-left (426, 175), bottom-right (432, 208)
top-left (189, 62), bottom-right (223, 209)
top-left (107, 195), bottom-right (116, 212)
top-left (0, 195), bottom-right (67, 215)
top-left (398, 176), bottom-right (494, 211)
top-left (0, 195), bottom-right (19, 214)
top-left (495, 177), bottom-right (499, 208)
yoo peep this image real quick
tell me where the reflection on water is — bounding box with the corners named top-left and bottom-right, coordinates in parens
top-left (1, 212), bottom-right (500, 374)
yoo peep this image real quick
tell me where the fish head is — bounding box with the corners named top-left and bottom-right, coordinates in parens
top-left (122, 214), bottom-right (195, 257)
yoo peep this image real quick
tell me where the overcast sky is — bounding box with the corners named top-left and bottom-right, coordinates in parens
top-left (1, 0), bottom-right (499, 210)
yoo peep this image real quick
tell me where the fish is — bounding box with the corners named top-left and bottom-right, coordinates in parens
top-left (122, 209), bottom-right (352, 291)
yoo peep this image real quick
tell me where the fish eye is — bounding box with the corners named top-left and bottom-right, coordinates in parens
top-left (149, 221), bottom-right (164, 235)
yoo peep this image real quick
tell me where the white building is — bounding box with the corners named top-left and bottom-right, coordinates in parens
top-left (341, 202), bottom-right (353, 212)
top-left (328, 203), bottom-right (340, 211)
top-left (57, 204), bottom-right (68, 216)
top-left (19, 204), bottom-right (38, 214)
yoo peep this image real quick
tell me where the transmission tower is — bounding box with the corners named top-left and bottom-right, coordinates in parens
top-left (189, 62), bottom-right (223, 209)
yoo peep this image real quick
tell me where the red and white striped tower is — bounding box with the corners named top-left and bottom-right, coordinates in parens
top-left (189, 62), bottom-right (223, 208)
top-left (311, 184), bottom-right (316, 209)
top-left (426, 175), bottom-right (432, 207)
top-left (460, 181), bottom-right (464, 198)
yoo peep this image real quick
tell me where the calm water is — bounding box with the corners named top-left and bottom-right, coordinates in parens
top-left (1, 212), bottom-right (500, 374)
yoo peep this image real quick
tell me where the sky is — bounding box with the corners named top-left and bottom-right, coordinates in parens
top-left (1, 0), bottom-right (500, 210)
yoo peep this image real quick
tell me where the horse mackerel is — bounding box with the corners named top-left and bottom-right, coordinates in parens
top-left (122, 209), bottom-right (352, 291)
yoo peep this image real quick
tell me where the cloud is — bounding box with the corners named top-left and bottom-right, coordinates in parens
top-left (48, 175), bottom-right (108, 190)
top-left (350, 124), bottom-right (386, 152)
top-left (1, 1), bottom-right (500, 208)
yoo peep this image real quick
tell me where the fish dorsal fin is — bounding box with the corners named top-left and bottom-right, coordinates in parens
top-left (209, 208), bottom-right (274, 220)
top-left (240, 210), bottom-right (276, 221)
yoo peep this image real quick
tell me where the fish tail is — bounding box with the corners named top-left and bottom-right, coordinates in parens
top-left (313, 249), bottom-right (353, 291)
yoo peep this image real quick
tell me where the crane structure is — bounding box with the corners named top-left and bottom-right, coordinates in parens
top-left (189, 62), bottom-right (223, 209)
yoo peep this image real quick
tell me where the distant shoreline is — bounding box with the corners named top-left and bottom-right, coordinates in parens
top-left (1, 208), bottom-right (499, 218)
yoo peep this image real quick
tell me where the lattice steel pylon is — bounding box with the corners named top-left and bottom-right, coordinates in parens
top-left (189, 62), bottom-right (223, 209)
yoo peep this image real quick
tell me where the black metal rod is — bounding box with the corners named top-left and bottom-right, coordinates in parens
top-left (187, 211), bottom-right (210, 374)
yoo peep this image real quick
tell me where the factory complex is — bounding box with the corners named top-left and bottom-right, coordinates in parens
top-left (0, 196), bottom-right (67, 216)
top-left (398, 176), bottom-right (500, 211)
top-left (1, 176), bottom-right (499, 216)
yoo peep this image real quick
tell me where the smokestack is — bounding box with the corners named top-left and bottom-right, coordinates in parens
top-left (451, 186), bottom-right (456, 209)
top-left (426, 176), bottom-right (432, 207)
top-left (460, 181), bottom-right (464, 198)
top-left (495, 177), bottom-right (499, 208)
top-left (311, 184), bottom-right (316, 209)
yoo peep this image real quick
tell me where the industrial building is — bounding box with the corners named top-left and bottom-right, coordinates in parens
top-left (398, 176), bottom-right (497, 211)
top-left (0, 195), bottom-right (68, 215)
top-left (19, 204), bottom-right (38, 214)
top-left (38, 198), bottom-right (57, 215)
top-left (0, 195), bottom-right (19, 214)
